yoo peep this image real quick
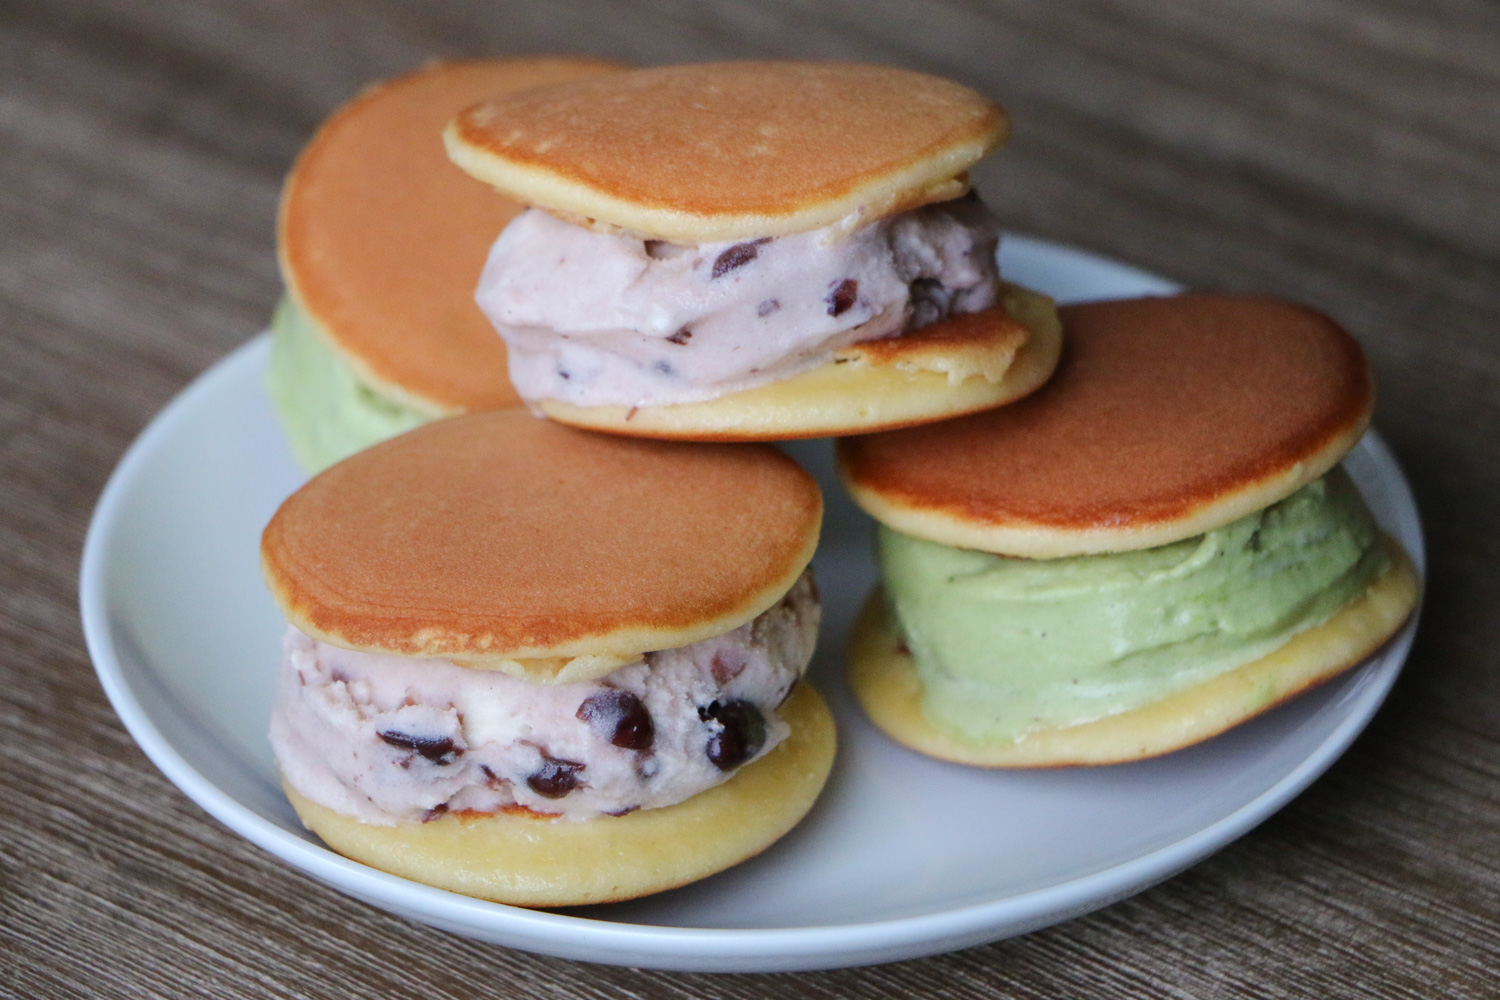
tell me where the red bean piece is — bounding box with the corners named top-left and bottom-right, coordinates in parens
top-left (577, 690), bottom-right (656, 752)
top-left (378, 730), bottom-right (461, 765)
top-left (827, 279), bottom-right (858, 316)
top-left (526, 754), bottom-right (586, 798)
top-left (699, 700), bottom-right (767, 771)
top-left (712, 239), bottom-right (770, 278)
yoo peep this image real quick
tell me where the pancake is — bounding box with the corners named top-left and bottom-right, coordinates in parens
top-left (838, 294), bottom-right (1374, 558)
top-left (837, 294), bottom-right (1418, 765)
top-left (443, 60), bottom-right (1008, 243)
top-left (271, 56), bottom-right (625, 470)
top-left (849, 540), bottom-right (1418, 766)
top-left (282, 681), bottom-right (835, 907)
top-left (533, 282), bottom-right (1062, 440)
top-left (263, 408), bottom-right (834, 905)
top-left (262, 409), bottom-right (822, 682)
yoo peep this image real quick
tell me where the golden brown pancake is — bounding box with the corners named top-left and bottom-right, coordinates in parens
top-left (444, 61), bottom-right (1007, 243)
top-left (280, 56), bottom-right (624, 413)
top-left (261, 410), bottom-right (822, 680)
top-left (535, 283), bottom-right (1062, 440)
top-left (838, 294), bottom-right (1375, 558)
top-left (849, 541), bottom-right (1418, 766)
top-left (283, 682), bottom-right (836, 907)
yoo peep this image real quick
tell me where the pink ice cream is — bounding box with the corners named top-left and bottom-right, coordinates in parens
top-left (270, 573), bottom-right (819, 825)
top-left (475, 194), bottom-right (1002, 408)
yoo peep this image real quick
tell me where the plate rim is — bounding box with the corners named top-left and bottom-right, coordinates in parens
top-left (78, 234), bottom-right (1425, 972)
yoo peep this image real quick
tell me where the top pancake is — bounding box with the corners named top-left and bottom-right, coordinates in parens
top-left (279, 57), bottom-right (624, 413)
top-left (837, 294), bottom-right (1373, 557)
top-left (262, 410), bottom-right (822, 674)
top-left (444, 61), bottom-right (1007, 243)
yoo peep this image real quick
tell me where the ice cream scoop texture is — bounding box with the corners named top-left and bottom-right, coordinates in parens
top-left (271, 573), bottom-right (820, 824)
top-left (477, 196), bottom-right (1002, 408)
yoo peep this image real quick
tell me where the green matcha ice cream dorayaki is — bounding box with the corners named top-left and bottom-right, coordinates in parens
top-left (268, 58), bottom-right (626, 472)
top-left (878, 470), bottom-right (1391, 746)
top-left (267, 296), bottom-right (438, 472)
top-left (837, 293), bottom-right (1421, 766)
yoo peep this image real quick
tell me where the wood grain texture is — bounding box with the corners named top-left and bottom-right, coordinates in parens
top-left (3, 0), bottom-right (1498, 996)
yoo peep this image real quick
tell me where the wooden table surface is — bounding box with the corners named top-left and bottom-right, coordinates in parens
top-left (5, 1), bottom-right (1498, 996)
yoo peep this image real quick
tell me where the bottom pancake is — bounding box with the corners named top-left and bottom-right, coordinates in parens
top-left (283, 682), bottom-right (836, 906)
top-left (536, 284), bottom-right (1061, 441)
top-left (848, 538), bottom-right (1418, 767)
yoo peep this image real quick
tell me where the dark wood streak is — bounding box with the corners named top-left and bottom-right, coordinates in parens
top-left (2, 0), bottom-right (1498, 996)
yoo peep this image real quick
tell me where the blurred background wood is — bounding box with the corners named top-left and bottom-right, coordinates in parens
top-left (3, 0), bottom-right (1498, 996)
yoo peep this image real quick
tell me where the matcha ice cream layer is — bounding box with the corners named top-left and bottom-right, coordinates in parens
top-left (880, 469), bottom-right (1389, 745)
top-left (266, 295), bottom-right (438, 472)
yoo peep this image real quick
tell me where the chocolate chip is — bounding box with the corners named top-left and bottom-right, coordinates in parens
top-left (827, 279), bottom-right (858, 316)
top-left (577, 690), bottom-right (656, 752)
top-left (711, 239), bottom-right (770, 279)
top-left (666, 327), bottom-right (693, 345)
top-left (757, 298), bottom-right (781, 317)
top-left (378, 730), bottom-right (461, 765)
top-left (700, 700), bottom-right (767, 771)
top-left (526, 754), bottom-right (586, 798)
top-left (421, 803), bottom-right (449, 823)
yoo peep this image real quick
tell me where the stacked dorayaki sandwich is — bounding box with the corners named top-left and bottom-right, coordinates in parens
top-left (260, 59), bottom-right (1417, 907)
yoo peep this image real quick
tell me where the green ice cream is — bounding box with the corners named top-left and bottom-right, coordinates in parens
top-left (880, 469), bottom-right (1389, 745)
top-left (266, 296), bottom-right (440, 472)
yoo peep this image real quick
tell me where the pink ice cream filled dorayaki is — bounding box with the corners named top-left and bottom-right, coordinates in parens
top-left (477, 194), bottom-right (1004, 409)
top-left (262, 410), bottom-right (834, 907)
top-left (445, 60), bottom-right (1064, 440)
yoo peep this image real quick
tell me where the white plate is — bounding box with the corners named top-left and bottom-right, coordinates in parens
top-left (80, 236), bottom-right (1424, 973)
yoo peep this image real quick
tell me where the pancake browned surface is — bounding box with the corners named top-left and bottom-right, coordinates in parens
top-left (445, 61), bottom-right (1007, 243)
top-left (280, 56), bottom-right (623, 412)
top-left (262, 410), bottom-right (822, 669)
top-left (838, 294), bottom-right (1374, 557)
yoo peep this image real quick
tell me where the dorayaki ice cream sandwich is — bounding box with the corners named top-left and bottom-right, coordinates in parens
top-left (268, 57), bottom-right (623, 471)
top-left (837, 294), bottom-right (1419, 766)
top-left (442, 60), bottom-right (1063, 439)
top-left (262, 410), bottom-right (834, 905)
